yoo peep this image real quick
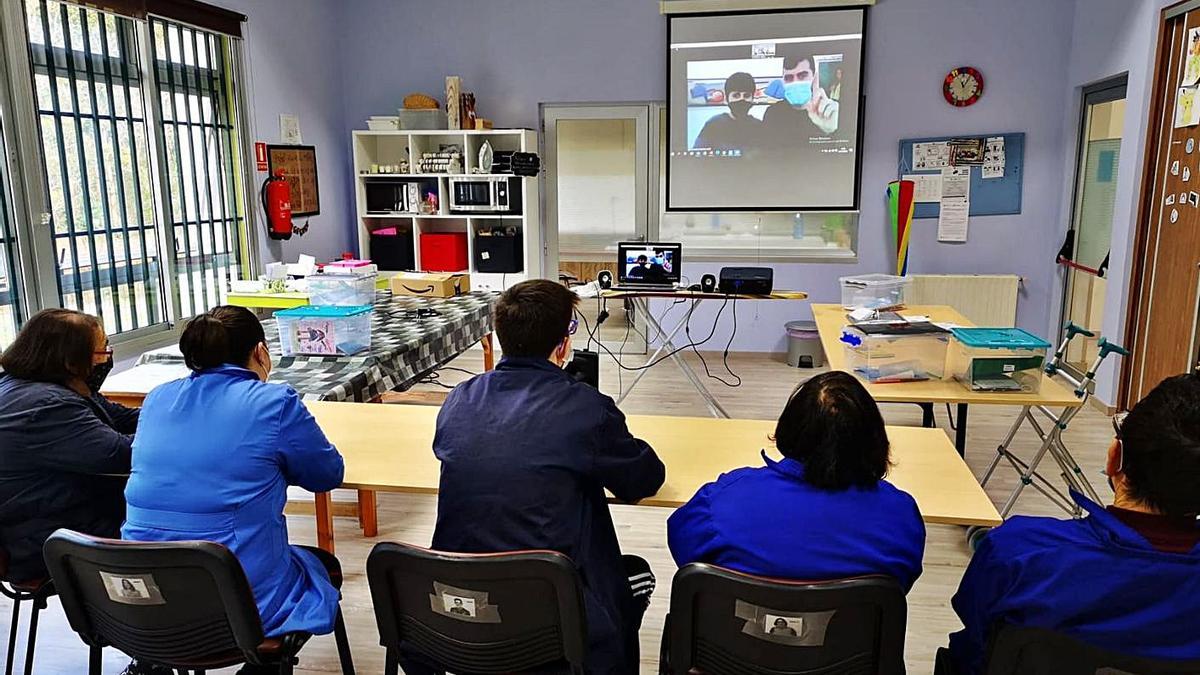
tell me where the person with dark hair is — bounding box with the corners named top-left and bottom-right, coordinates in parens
top-left (693, 71), bottom-right (763, 152)
top-left (426, 280), bottom-right (665, 675)
top-left (763, 52), bottom-right (840, 142)
top-left (944, 373), bottom-right (1200, 674)
top-left (667, 371), bottom-right (925, 590)
top-left (0, 309), bottom-right (136, 583)
top-left (121, 306), bottom-right (344, 674)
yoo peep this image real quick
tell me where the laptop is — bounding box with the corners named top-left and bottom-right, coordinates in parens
top-left (613, 242), bottom-right (682, 290)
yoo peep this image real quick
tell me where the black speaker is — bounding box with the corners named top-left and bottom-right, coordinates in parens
top-left (597, 270), bottom-right (613, 290)
top-left (565, 349), bottom-right (599, 388)
top-left (700, 273), bottom-right (717, 293)
top-left (719, 266), bottom-right (774, 295)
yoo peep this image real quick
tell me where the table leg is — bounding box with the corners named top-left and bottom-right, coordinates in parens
top-left (358, 489), bottom-right (378, 537)
top-left (955, 403), bottom-right (969, 456)
top-left (631, 298), bottom-right (729, 419)
top-left (315, 492), bottom-right (335, 554)
top-left (616, 298), bottom-right (695, 405)
top-left (482, 332), bottom-right (495, 371)
top-left (919, 403), bottom-right (935, 428)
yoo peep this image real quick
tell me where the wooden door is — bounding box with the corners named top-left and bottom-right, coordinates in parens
top-left (1123, 3), bottom-right (1200, 407)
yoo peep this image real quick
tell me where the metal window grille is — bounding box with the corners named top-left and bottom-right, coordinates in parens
top-left (0, 113), bottom-right (23, 348)
top-left (23, 0), bottom-right (249, 337)
top-left (150, 16), bottom-right (246, 318)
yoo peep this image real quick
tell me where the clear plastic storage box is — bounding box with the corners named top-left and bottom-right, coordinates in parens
top-left (840, 323), bottom-right (950, 383)
top-left (306, 273), bottom-right (378, 307)
top-left (275, 305), bottom-right (373, 356)
top-left (839, 274), bottom-right (910, 310)
top-left (950, 327), bottom-right (1051, 393)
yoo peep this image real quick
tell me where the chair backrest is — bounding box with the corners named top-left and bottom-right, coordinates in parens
top-left (42, 529), bottom-right (266, 667)
top-left (984, 623), bottom-right (1200, 675)
top-left (667, 564), bottom-right (907, 675)
top-left (366, 542), bottom-right (588, 674)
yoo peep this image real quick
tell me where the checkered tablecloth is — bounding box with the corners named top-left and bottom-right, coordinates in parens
top-left (137, 290), bottom-right (496, 402)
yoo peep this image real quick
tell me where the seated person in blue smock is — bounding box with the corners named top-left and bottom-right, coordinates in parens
top-left (0, 309), bottom-right (134, 583)
top-left (945, 373), bottom-right (1200, 674)
top-left (122, 306), bottom-right (345, 674)
top-left (425, 280), bottom-right (666, 675)
top-left (668, 371), bottom-right (925, 590)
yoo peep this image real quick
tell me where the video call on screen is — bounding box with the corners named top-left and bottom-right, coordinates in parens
top-left (667, 8), bottom-right (865, 211)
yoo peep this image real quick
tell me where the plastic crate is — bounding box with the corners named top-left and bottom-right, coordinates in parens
top-left (950, 327), bottom-right (1051, 393)
top-left (839, 274), bottom-right (910, 310)
top-left (275, 305), bottom-right (372, 356)
top-left (306, 273), bottom-right (377, 307)
top-left (840, 325), bottom-right (949, 383)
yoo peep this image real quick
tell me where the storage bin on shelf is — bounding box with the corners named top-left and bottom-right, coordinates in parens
top-left (275, 305), bottom-right (372, 356)
top-left (839, 274), bottom-right (910, 310)
top-left (840, 322), bottom-right (950, 383)
top-left (949, 327), bottom-right (1051, 393)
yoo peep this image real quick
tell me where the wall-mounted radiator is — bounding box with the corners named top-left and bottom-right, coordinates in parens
top-left (907, 274), bottom-right (1021, 327)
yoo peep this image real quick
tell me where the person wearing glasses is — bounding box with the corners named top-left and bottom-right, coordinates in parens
top-left (942, 373), bottom-right (1200, 674)
top-left (0, 309), bottom-right (135, 584)
top-left (121, 306), bottom-right (344, 675)
top-left (424, 279), bottom-right (665, 675)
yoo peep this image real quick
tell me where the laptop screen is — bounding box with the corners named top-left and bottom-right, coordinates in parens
top-left (617, 242), bottom-right (682, 285)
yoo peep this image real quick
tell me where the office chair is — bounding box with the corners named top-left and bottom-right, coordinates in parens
top-left (935, 623), bottom-right (1200, 675)
top-left (1, 547), bottom-right (55, 675)
top-left (661, 563), bottom-right (906, 675)
top-left (42, 529), bottom-right (354, 675)
top-left (366, 541), bottom-right (588, 674)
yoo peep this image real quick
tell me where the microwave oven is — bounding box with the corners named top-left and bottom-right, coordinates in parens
top-left (448, 176), bottom-right (522, 214)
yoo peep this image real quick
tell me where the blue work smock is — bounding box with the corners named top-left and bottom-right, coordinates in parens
top-left (431, 356), bottom-right (666, 675)
top-left (668, 451), bottom-right (925, 591)
top-left (949, 491), bottom-right (1200, 674)
top-left (122, 365), bottom-right (345, 637)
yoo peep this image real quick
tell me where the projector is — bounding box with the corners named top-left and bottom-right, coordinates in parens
top-left (718, 267), bottom-right (774, 295)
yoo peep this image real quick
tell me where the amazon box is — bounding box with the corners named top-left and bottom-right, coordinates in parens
top-left (390, 272), bottom-right (471, 298)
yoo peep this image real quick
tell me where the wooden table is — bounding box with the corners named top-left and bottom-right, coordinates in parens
top-left (812, 304), bottom-right (1083, 453)
top-left (305, 401), bottom-right (1002, 553)
top-left (600, 289), bottom-right (809, 418)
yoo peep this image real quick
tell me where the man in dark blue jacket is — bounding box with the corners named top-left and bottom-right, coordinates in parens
top-left (946, 373), bottom-right (1200, 674)
top-left (429, 279), bottom-right (665, 674)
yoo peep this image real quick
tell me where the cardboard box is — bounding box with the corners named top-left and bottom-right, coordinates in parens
top-left (390, 272), bottom-right (471, 298)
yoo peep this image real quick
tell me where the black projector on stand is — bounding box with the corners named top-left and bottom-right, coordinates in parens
top-left (718, 267), bottom-right (774, 295)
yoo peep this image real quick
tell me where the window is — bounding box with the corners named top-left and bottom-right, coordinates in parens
top-left (0, 113), bottom-right (23, 348)
top-left (20, 0), bottom-right (251, 339)
top-left (150, 16), bottom-right (247, 318)
top-left (655, 109), bottom-right (857, 259)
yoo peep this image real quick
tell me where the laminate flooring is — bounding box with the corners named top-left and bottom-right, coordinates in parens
top-left (3, 349), bottom-right (1116, 674)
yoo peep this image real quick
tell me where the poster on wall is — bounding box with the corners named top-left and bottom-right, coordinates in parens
top-left (267, 145), bottom-right (321, 216)
top-left (1175, 86), bottom-right (1200, 128)
top-left (1184, 27), bottom-right (1200, 86)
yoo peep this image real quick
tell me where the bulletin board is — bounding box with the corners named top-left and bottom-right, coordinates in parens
top-left (267, 145), bottom-right (320, 216)
top-left (897, 133), bottom-right (1025, 218)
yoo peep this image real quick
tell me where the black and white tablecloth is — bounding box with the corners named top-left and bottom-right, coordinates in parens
top-left (137, 290), bottom-right (496, 402)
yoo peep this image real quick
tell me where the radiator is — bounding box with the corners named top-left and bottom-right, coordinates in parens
top-left (907, 274), bottom-right (1020, 327)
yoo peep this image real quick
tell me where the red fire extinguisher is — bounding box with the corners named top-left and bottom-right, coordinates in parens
top-left (261, 169), bottom-right (293, 240)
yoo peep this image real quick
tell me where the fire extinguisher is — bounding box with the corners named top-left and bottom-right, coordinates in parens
top-left (261, 169), bottom-right (293, 241)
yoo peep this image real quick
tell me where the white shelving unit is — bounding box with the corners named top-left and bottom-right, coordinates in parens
top-left (351, 129), bottom-right (543, 293)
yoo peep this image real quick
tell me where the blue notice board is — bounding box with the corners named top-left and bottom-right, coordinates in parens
top-left (897, 133), bottom-right (1025, 218)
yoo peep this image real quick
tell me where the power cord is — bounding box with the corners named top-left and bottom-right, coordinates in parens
top-left (575, 296), bottom-right (727, 373)
top-left (686, 295), bottom-right (742, 387)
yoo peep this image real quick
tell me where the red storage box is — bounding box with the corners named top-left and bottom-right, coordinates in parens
top-left (419, 232), bottom-right (469, 272)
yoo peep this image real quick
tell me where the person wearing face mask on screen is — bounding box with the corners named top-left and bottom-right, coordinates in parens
top-left (0, 309), bottom-right (136, 586)
top-left (693, 71), bottom-right (763, 153)
top-left (763, 52), bottom-right (839, 144)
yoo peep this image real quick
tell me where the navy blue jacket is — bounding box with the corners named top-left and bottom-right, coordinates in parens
top-left (668, 452), bottom-right (925, 590)
top-left (0, 374), bottom-right (138, 582)
top-left (431, 357), bottom-right (665, 674)
top-left (949, 491), bottom-right (1200, 675)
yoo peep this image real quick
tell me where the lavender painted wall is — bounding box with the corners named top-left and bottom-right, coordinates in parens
top-left (1052, 0), bottom-right (1166, 405)
top-left (210, 0), bottom-right (354, 265)
top-left (335, 0), bottom-right (1077, 357)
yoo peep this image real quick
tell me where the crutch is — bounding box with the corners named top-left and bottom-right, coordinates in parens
top-left (976, 323), bottom-right (1128, 524)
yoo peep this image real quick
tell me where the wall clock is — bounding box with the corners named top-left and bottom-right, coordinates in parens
top-left (944, 67), bottom-right (984, 107)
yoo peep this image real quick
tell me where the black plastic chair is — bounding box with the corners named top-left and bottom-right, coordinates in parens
top-left (661, 564), bottom-right (907, 675)
top-left (366, 541), bottom-right (588, 675)
top-left (1, 547), bottom-right (55, 675)
top-left (935, 623), bottom-right (1200, 675)
top-left (42, 529), bottom-right (355, 675)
